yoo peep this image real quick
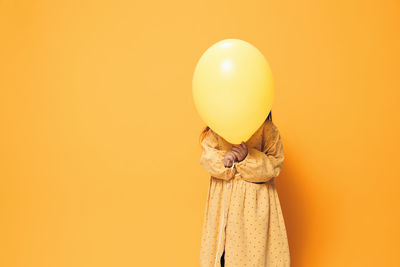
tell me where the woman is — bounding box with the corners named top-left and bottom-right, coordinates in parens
top-left (198, 112), bottom-right (290, 267)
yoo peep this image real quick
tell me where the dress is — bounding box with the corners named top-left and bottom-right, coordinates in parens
top-left (199, 119), bottom-right (290, 267)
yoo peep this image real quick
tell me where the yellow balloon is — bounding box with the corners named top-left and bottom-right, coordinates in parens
top-left (192, 39), bottom-right (275, 144)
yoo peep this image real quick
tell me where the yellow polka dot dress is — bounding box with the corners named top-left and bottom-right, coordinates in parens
top-left (199, 119), bottom-right (290, 267)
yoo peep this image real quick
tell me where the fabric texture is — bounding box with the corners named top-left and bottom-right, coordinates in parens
top-left (199, 119), bottom-right (290, 267)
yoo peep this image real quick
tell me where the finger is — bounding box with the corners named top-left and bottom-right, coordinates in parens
top-left (226, 159), bottom-right (232, 167)
top-left (232, 149), bottom-right (243, 158)
top-left (231, 147), bottom-right (240, 153)
top-left (241, 144), bottom-right (248, 154)
top-left (233, 146), bottom-right (245, 157)
top-left (225, 159), bottom-right (232, 168)
top-left (228, 151), bottom-right (236, 159)
top-left (224, 155), bottom-right (229, 163)
top-left (231, 153), bottom-right (238, 161)
top-left (240, 142), bottom-right (246, 149)
top-left (228, 152), bottom-right (237, 160)
top-left (231, 150), bottom-right (240, 160)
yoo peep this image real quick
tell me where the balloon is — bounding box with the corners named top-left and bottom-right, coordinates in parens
top-left (192, 39), bottom-right (275, 144)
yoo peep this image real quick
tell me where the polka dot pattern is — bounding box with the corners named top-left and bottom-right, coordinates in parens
top-left (199, 120), bottom-right (290, 267)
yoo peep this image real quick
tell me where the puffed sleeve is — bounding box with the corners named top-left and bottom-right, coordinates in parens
top-left (200, 129), bottom-right (237, 181)
top-left (235, 120), bottom-right (285, 183)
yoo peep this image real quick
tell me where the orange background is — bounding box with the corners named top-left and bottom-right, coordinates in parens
top-left (1, 0), bottom-right (399, 266)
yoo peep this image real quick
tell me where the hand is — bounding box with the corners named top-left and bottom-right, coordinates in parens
top-left (223, 151), bottom-right (237, 168)
top-left (230, 141), bottom-right (248, 162)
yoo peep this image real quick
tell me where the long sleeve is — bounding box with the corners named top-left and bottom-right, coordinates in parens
top-left (235, 121), bottom-right (285, 183)
top-left (200, 130), bottom-right (237, 181)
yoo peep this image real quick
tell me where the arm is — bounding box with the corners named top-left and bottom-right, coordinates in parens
top-left (235, 121), bottom-right (285, 183)
top-left (200, 130), bottom-right (237, 181)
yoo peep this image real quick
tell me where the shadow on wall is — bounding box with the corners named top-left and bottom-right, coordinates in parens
top-left (275, 144), bottom-right (314, 267)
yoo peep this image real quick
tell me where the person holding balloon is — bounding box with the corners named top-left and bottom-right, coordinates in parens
top-left (193, 39), bottom-right (290, 266)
